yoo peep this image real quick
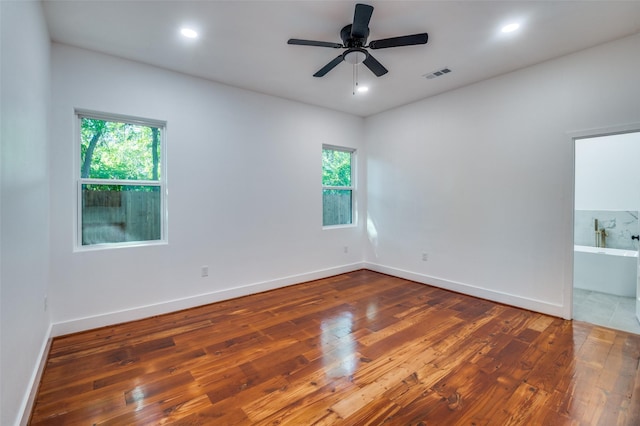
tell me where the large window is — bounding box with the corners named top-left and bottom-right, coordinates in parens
top-left (322, 145), bottom-right (355, 227)
top-left (77, 111), bottom-right (166, 248)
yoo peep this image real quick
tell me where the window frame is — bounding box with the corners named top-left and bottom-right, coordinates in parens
top-left (74, 109), bottom-right (168, 251)
top-left (322, 144), bottom-right (356, 229)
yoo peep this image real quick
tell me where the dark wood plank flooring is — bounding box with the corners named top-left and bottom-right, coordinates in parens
top-left (30, 270), bottom-right (640, 425)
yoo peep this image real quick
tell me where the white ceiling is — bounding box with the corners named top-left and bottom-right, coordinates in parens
top-left (42, 1), bottom-right (640, 117)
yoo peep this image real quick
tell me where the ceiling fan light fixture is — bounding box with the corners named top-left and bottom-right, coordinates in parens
top-left (344, 48), bottom-right (368, 65)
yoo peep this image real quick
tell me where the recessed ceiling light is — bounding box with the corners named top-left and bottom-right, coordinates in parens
top-left (356, 86), bottom-right (369, 93)
top-left (501, 23), bottom-right (520, 33)
top-left (180, 28), bottom-right (198, 39)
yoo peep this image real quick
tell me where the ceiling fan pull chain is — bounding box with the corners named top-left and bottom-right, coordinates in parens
top-left (352, 64), bottom-right (356, 95)
top-left (353, 63), bottom-right (359, 96)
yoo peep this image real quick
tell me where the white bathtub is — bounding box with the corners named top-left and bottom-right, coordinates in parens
top-left (574, 245), bottom-right (638, 297)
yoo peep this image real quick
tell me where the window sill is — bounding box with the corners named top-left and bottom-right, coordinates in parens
top-left (323, 223), bottom-right (357, 231)
top-left (74, 240), bottom-right (168, 253)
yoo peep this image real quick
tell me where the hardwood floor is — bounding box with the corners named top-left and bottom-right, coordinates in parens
top-left (30, 270), bottom-right (640, 425)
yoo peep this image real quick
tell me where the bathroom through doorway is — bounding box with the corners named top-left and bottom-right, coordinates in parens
top-left (573, 130), bottom-right (640, 334)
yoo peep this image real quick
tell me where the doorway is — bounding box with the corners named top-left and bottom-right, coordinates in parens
top-left (573, 130), bottom-right (640, 334)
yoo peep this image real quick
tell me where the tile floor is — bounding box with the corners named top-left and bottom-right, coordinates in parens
top-left (573, 288), bottom-right (640, 334)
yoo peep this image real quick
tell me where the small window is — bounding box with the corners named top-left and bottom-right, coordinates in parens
top-left (322, 145), bottom-right (355, 227)
top-left (77, 111), bottom-right (166, 248)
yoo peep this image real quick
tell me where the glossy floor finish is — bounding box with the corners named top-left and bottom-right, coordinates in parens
top-left (31, 270), bottom-right (640, 425)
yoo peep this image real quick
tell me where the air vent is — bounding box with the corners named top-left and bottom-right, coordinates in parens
top-left (423, 67), bottom-right (451, 80)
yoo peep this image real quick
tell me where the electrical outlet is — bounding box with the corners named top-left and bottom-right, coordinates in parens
top-left (422, 252), bottom-right (428, 262)
top-left (201, 266), bottom-right (209, 277)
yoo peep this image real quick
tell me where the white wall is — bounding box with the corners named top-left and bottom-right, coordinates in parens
top-left (0, 1), bottom-right (52, 425)
top-left (364, 33), bottom-right (640, 318)
top-left (49, 44), bottom-right (365, 334)
top-left (575, 131), bottom-right (640, 211)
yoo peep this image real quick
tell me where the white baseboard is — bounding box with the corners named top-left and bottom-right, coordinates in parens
top-left (51, 262), bottom-right (365, 337)
top-left (364, 262), bottom-right (569, 319)
top-left (18, 323), bottom-right (53, 426)
top-left (51, 261), bottom-right (570, 337)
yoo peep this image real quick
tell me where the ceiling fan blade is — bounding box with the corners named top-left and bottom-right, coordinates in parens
top-left (369, 33), bottom-right (429, 49)
top-left (351, 3), bottom-right (374, 39)
top-left (363, 54), bottom-right (388, 77)
top-left (288, 39), bottom-right (343, 49)
top-left (313, 55), bottom-right (344, 77)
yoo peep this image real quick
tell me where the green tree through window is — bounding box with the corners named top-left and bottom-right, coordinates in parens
top-left (81, 118), bottom-right (160, 180)
top-left (322, 146), bottom-right (355, 227)
top-left (78, 112), bottom-right (166, 247)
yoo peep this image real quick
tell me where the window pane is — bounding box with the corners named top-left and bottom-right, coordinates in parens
top-left (323, 189), bottom-right (352, 226)
top-left (80, 118), bottom-right (161, 180)
top-left (82, 184), bottom-right (161, 245)
top-left (322, 149), bottom-right (351, 186)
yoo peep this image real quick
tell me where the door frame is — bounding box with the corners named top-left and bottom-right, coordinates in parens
top-left (568, 122), bottom-right (640, 320)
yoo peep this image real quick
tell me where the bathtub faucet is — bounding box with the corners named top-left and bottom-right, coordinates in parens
top-left (594, 219), bottom-right (607, 248)
top-left (596, 228), bottom-right (607, 248)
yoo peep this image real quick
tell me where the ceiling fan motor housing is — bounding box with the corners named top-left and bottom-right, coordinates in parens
top-left (341, 24), bottom-right (368, 47)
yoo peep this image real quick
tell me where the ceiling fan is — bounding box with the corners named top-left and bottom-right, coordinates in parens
top-left (287, 3), bottom-right (428, 78)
